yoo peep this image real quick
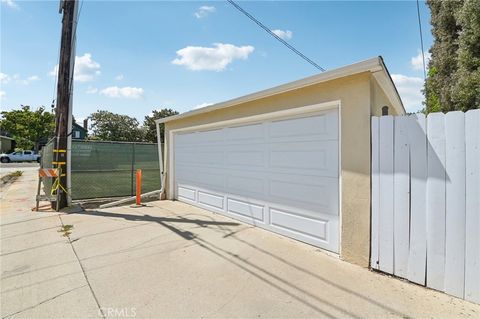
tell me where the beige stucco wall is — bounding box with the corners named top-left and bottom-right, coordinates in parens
top-left (371, 76), bottom-right (403, 116)
top-left (163, 72), bottom-right (399, 267)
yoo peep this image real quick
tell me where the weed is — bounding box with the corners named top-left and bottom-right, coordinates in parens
top-left (1, 171), bottom-right (23, 185)
top-left (58, 224), bottom-right (74, 237)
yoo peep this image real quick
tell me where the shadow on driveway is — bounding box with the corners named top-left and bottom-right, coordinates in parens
top-left (64, 207), bottom-right (409, 319)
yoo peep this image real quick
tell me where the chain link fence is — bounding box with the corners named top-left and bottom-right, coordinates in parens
top-left (41, 139), bottom-right (161, 200)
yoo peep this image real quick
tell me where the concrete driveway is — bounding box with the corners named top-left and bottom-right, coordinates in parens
top-left (1, 170), bottom-right (479, 318)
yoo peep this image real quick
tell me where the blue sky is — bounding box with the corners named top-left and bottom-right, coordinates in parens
top-left (1, 0), bottom-right (433, 123)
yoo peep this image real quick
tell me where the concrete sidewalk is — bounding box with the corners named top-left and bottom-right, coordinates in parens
top-left (1, 170), bottom-right (479, 318)
top-left (0, 169), bottom-right (100, 318)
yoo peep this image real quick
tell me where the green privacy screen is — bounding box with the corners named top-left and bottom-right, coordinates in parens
top-left (70, 140), bottom-right (161, 200)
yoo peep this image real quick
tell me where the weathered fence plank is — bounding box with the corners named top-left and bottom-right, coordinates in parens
top-left (393, 116), bottom-right (410, 278)
top-left (465, 110), bottom-right (480, 304)
top-left (444, 111), bottom-right (466, 299)
top-left (371, 117), bottom-right (380, 270)
top-left (407, 114), bottom-right (427, 285)
top-left (426, 112), bottom-right (446, 291)
top-left (371, 110), bottom-right (480, 304)
top-left (378, 116), bottom-right (394, 274)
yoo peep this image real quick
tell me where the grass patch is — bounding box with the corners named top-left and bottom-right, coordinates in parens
top-left (58, 224), bottom-right (74, 237)
top-left (11, 171), bottom-right (23, 177)
top-left (1, 171), bottom-right (24, 185)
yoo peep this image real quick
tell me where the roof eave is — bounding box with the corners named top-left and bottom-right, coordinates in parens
top-left (156, 56), bottom-right (404, 124)
top-left (372, 56), bottom-right (406, 115)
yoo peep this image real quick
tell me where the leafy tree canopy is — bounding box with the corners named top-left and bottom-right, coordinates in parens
top-left (425, 0), bottom-right (480, 113)
top-left (143, 108), bottom-right (179, 143)
top-left (89, 110), bottom-right (146, 142)
top-left (0, 105), bottom-right (55, 150)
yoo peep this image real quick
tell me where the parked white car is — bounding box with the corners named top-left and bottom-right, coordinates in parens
top-left (0, 151), bottom-right (41, 163)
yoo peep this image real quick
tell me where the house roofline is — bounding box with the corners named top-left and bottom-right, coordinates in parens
top-left (73, 122), bottom-right (87, 132)
top-left (156, 56), bottom-right (405, 124)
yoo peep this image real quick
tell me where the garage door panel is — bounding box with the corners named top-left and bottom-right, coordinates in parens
top-left (269, 207), bottom-right (339, 251)
top-left (225, 123), bottom-right (265, 141)
top-left (227, 198), bottom-right (265, 222)
top-left (175, 132), bottom-right (202, 146)
top-left (176, 166), bottom-right (225, 190)
top-left (269, 111), bottom-right (338, 140)
top-left (173, 108), bottom-right (339, 253)
top-left (268, 177), bottom-right (338, 215)
top-left (194, 129), bottom-right (225, 145)
top-left (269, 141), bottom-right (338, 176)
top-left (177, 185), bottom-right (196, 202)
top-left (198, 190), bottom-right (224, 210)
top-left (226, 174), bottom-right (265, 198)
top-left (269, 207), bottom-right (328, 240)
top-left (176, 149), bottom-right (225, 166)
top-left (226, 150), bottom-right (265, 167)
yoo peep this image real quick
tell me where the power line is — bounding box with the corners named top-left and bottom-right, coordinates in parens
top-left (416, 0), bottom-right (429, 110)
top-left (226, 0), bottom-right (326, 72)
top-left (416, 0), bottom-right (427, 81)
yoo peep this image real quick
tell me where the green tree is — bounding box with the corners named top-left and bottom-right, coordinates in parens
top-left (425, 0), bottom-right (480, 113)
top-left (452, 0), bottom-right (480, 110)
top-left (89, 110), bottom-right (145, 142)
top-left (0, 105), bottom-right (55, 149)
top-left (143, 108), bottom-right (179, 143)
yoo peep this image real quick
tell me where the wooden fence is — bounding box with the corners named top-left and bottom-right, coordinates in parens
top-left (371, 109), bottom-right (479, 304)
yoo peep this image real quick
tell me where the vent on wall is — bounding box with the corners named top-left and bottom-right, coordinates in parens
top-left (382, 106), bottom-right (389, 116)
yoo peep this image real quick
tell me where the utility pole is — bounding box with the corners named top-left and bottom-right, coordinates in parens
top-left (54, 0), bottom-right (78, 209)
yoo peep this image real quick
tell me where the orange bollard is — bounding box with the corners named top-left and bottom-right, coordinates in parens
top-left (136, 169), bottom-right (142, 206)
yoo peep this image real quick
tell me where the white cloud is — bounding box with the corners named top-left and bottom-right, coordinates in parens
top-left (86, 87), bottom-right (98, 94)
top-left (0, 91), bottom-right (5, 99)
top-left (411, 51), bottom-right (431, 71)
top-left (194, 6), bottom-right (215, 19)
top-left (74, 53), bottom-right (101, 81)
top-left (27, 75), bottom-right (40, 81)
top-left (1, 73), bottom-right (39, 85)
top-left (20, 75), bottom-right (40, 84)
top-left (193, 102), bottom-right (213, 110)
top-left (1, 0), bottom-right (19, 9)
top-left (100, 86), bottom-right (144, 99)
top-left (391, 74), bottom-right (424, 113)
top-left (172, 43), bottom-right (254, 71)
top-left (271, 29), bottom-right (293, 40)
top-left (0, 73), bottom-right (10, 84)
top-left (49, 53), bottom-right (101, 82)
top-left (115, 74), bottom-right (124, 81)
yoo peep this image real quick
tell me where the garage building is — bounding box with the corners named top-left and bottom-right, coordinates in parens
top-left (156, 57), bottom-right (405, 267)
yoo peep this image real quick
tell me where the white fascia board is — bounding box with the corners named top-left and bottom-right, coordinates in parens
top-left (373, 57), bottom-right (406, 115)
top-left (156, 56), bottom-right (402, 124)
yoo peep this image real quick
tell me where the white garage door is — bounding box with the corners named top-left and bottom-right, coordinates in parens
top-left (173, 108), bottom-right (339, 252)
